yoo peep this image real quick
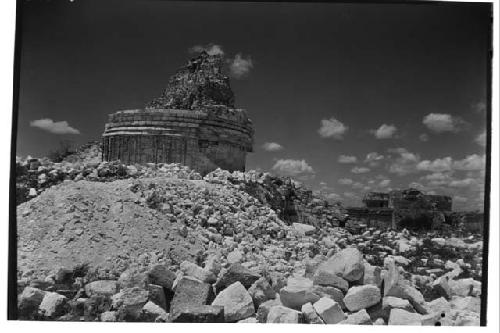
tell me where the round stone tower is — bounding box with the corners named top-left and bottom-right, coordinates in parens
top-left (102, 52), bottom-right (254, 175)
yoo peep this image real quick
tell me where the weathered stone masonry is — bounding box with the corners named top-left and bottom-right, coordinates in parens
top-left (102, 52), bottom-right (254, 175)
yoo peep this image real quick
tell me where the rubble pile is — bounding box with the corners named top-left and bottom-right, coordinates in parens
top-left (14, 156), bottom-right (202, 205)
top-left (15, 151), bottom-right (483, 324)
top-left (203, 169), bottom-right (347, 228)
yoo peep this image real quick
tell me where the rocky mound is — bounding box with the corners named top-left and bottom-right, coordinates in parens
top-left (147, 51), bottom-right (235, 110)
top-left (15, 152), bottom-right (484, 325)
top-left (17, 176), bottom-right (289, 280)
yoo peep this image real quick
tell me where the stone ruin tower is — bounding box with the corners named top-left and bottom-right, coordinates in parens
top-left (102, 51), bottom-right (254, 175)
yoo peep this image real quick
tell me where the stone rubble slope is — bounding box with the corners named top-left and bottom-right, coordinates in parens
top-left (16, 156), bottom-right (483, 325)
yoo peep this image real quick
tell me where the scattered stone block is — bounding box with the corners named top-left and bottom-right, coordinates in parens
top-left (212, 281), bottom-right (255, 322)
top-left (280, 277), bottom-right (320, 309)
top-left (248, 277), bottom-right (276, 307)
top-left (100, 310), bottom-right (117, 322)
top-left (311, 285), bottom-right (346, 309)
top-left (180, 260), bottom-right (217, 284)
top-left (170, 305), bottom-right (224, 323)
top-left (215, 263), bottom-right (261, 292)
top-left (84, 295), bottom-right (112, 321)
top-left (313, 297), bottom-right (346, 324)
top-left (340, 309), bottom-right (372, 325)
top-left (312, 269), bottom-right (349, 292)
top-left (315, 247), bottom-right (364, 282)
top-left (432, 276), bottom-right (451, 299)
top-left (18, 287), bottom-right (46, 319)
top-left (39, 292), bottom-right (68, 318)
top-left (111, 287), bottom-right (149, 320)
top-left (84, 280), bottom-right (119, 297)
top-left (170, 276), bottom-right (214, 317)
top-left (140, 301), bottom-right (169, 322)
top-left (147, 264), bottom-right (176, 290)
top-left (266, 305), bottom-right (302, 323)
top-left (256, 298), bottom-right (281, 323)
top-left (344, 285), bottom-right (381, 311)
top-left (238, 317), bottom-right (258, 323)
top-left (388, 308), bottom-right (422, 325)
top-left (301, 302), bottom-right (325, 324)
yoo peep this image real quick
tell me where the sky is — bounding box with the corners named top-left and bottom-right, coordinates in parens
top-left (15, 0), bottom-right (491, 211)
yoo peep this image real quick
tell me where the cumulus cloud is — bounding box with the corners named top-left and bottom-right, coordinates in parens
top-left (262, 142), bottom-right (284, 152)
top-left (189, 43), bottom-right (224, 56)
top-left (30, 118), bottom-right (80, 135)
top-left (453, 195), bottom-right (468, 203)
top-left (372, 124), bottom-right (397, 139)
top-left (326, 193), bottom-right (342, 202)
top-left (422, 113), bottom-right (464, 133)
top-left (351, 166), bottom-right (370, 174)
top-left (318, 117), bottom-right (348, 140)
top-left (416, 157), bottom-right (453, 172)
top-left (475, 131), bottom-right (486, 147)
top-left (228, 53), bottom-right (253, 78)
top-left (272, 159), bottom-right (314, 176)
top-left (379, 179), bottom-right (391, 187)
top-left (352, 182), bottom-right (365, 190)
top-left (452, 154), bottom-right (485, 171)
top-left (365, 152), bottom-right (384, 167)
top-left (449, 178), bottom-right (478, 188)
top-left (387, 148), bottom-right (420, 175)
top-left (419, 133), bottom-right (429, 142)
top-left (338, 155), bottom-right (357, 164)
top-left (338, 178), bottom-right (353, 185)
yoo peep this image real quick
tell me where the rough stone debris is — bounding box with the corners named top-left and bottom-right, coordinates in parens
top-left (211, 281), bottom-right (255, 322)
top-left (15, 148), bottom-right (484, 324)
top-left (343, 285), bottom-right (381, 312)
top-left (313, 297), bottom-right (346, 324)
top-left (266, 305), bottom-right (302, 324)
top-left (388, 308), bottom-right (422, 325)
top-left (279, 277), bottom-right (320, 309)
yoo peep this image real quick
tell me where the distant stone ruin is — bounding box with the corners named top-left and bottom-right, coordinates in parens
top-left (347, 188), bottom-right (453, 230)
top-left (102, 51), bottom-right (254, 175)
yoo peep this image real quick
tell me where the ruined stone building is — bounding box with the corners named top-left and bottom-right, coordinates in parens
top-left (102, 52), bottom-right (254, 175)
top-left (347, 188), bottom-right (453, 230)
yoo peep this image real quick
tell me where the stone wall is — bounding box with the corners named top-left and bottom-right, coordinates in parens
top-left (102, 108), bottom-right (253, 175)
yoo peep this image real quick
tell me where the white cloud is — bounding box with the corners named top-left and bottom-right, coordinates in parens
top-left (387, 148), bottom-right (420, 175)
top-left (228, 53), bottom-right (253, 78)
top-left (452, 154), bottom-right (485, 171)
top-left (338, 178), bottom-right (353, 185)
top-left (343, 191), bottom-right (359, 200)
top-left (422, 113), bottom-right (464, 133)
top-left (365, 152), bottom-right (384, 167)
top-left (416, 157), bottom-right (453, 172)
top-left (351, 166), bottom-right (370, 174)
top-left (409, 182), bottom-right (425, 190)
top-left (372, 124), bottom-right (397, 139)
top-left (30, 118), bottom-right (80, 135)
top-left (326, 193), bottom-right (342, 201)
top-left (338, 155), bottom-right (357, 164)
top-left (262, 142), bottom-right (284, 152)
top-left (419, 133), bottom-right (429, 142)
top-left (379, 179), bottom-right (391, 187)
top-left (453, 195), bottom-right (468, 203)
top-left (318, 117), bottom-right (348, 139)
top-left (352, 182), bottom-right (365, 189)
top-left (475, 131), bottom-right (486, 147)
top-left (272, 159), bottom-right (314, 176)
top-left (449, 178), bottom-right (478, 188)
top-left (189, 44), bottom-right (224, 56)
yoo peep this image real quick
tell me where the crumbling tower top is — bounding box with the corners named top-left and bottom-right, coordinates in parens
top-left (147, 51), bottom-right (235, 110)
